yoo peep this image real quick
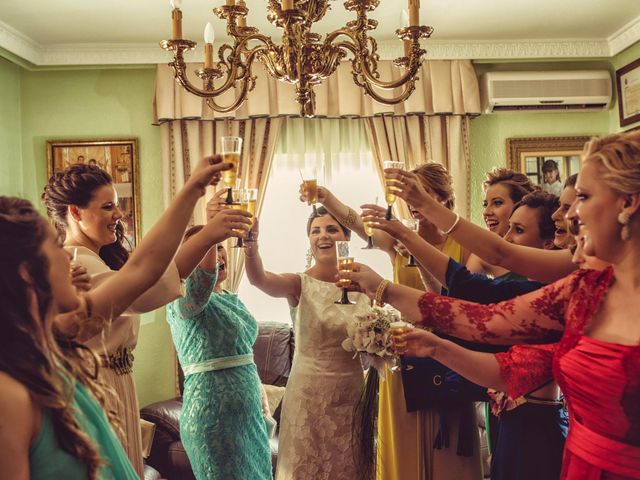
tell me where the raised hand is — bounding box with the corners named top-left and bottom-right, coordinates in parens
top-left (383, 168), bottom-right (432, 210)
top-left (186, 155), bottom-right (231, 195)
top-left (361, 203), bottom-right (410, 239)
top-left (205, 188), bottom-right (229, 221)
top-left (393, 328), bottom-right (440, 358)
top-left (336, 262), bottom-right (385, 300)
top-left (298, 183), bottom-right (329, 204)
top-left (246, 217), bottom-right (260, 243)
top-left (203, 208), bottom-right (253, 244)
top-left (70, 265), bottom-right (91, 292)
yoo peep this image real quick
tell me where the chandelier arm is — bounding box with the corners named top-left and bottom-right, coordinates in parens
top-left (205, 76), bottom-right (253, 113)
top-left (360, 78), bottom-right (418, 105)
top-left (356, 55), bottom-right (423, 90)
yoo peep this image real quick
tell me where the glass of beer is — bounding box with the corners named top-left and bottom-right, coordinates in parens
top-left (389, 320), bottom-right (414, 372)
top-left (383, 160), bottom-right (405, 220)
top-left (301, 166), bottom-right (319, 215)
top-left (401, 218), bottom-right (419, 267)
top-left (221, 136), bottom-right (242, 204)
top-left (229, 186), bottom-right (248, 248)
top-left (335, 241), bottom-right (355, 305)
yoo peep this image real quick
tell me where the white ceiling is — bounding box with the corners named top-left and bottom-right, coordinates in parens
top-left (1, 0), bottom-right (639, 66)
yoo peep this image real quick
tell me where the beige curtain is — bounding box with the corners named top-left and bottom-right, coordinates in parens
top-left (160, 117), bottom-right (283, 291)
top-left (154, 60), bottom-right (480, 121)
top-left (364, 115), bottom-right (472, 220)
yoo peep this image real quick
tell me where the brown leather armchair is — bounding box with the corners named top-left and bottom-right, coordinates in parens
top-left (140, 322), bottom-right (293, 480)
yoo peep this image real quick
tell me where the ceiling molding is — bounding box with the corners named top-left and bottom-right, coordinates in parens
top-left (608, 15), bottom-right (640, 56)
top-left (1, 15), bottom-right (639, 67)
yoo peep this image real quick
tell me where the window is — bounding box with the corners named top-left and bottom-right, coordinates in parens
top-left (237, 120), bottom-right (393, 323)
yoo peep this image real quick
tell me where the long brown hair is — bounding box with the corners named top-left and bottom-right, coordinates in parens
top-left (0, 197), bottom-right (109, 479)
top-left (412, 162), bottom-right (455, 210)
top-left (42, 164), bottom-right (130, 270)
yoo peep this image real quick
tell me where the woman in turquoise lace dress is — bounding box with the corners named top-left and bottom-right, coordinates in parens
top-left (167, 235), bottom-right (272, 480)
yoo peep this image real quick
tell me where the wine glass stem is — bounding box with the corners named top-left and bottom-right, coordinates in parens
top-left (385, 204), bottom-right (393, 220)
top-left (225, 187), bottom-right (233, 204)
top-left (367, 235), bottom-right (374, 248)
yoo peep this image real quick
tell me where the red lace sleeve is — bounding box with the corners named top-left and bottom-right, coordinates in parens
top-left (495, 344), bottom-right (557, 398)
top-left (417, 269), bottom-right (589, 344)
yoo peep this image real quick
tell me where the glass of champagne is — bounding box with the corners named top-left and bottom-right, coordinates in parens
top-left (221, 136), bottom-right (242, 204)
top-left (301, 166), bottom-right (319, 215)
top-left (244, 188), bottom-right (258, 243)
top-left (383, 160), bottom-right (405, 220)
top-left (229, 186), bottom-right (247, 248)
top-left (401, 218), bottom-right (420, 267)
top-left (361, 196), bottom-right (378, 250)
top-left (389, 320), bottom-right (414, 373)
top-left (335, 240), bottom-right (355, 305)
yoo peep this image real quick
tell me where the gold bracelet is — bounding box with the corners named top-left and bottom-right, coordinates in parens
top-left (342, 207), bottom-right (357, 228)
top-left (374, 279), bottom-right (390, 306)
top-left (443, 213), bottom-right (461, 235)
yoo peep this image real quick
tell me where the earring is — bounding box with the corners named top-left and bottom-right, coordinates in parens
top-left (618, 211), bottom-right (631, 241)
top-left (305, 248), bottom-right (314, 269)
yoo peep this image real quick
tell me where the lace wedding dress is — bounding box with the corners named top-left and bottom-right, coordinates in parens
top-left (275, 274), bottom-right (370, 480)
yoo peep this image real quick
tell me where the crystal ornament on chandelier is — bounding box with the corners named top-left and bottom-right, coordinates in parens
top-left (161, 0), bottom-right (433, 117)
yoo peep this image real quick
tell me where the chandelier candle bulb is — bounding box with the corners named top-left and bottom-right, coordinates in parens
top-left (409, 0), bottom-right (420, 26)
top-left (238, 0), bottom-right (247, 27)
top-left (226, 0), bottom-right (235, 5)
top-left (282, 0), bottom-right (294, 11)
top-left (170, 8), bottom-right (182, 40)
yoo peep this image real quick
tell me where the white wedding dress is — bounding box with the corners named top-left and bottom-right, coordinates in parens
top-left (276, 274), bottom-right (370, 480)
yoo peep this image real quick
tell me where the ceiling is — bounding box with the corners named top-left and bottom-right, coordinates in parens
top-left (1, 0), bottom-right (639, 66)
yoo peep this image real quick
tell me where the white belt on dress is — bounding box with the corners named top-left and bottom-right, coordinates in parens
top-left (182, 353), bottom-right (254, 376)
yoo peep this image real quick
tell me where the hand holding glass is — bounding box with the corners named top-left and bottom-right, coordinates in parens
top-left (401, 218), bottom-right (419, 267)
top-left (220, 136), bottom-right (242, 204)
top-left (301, 167), bottom-right (319, 215)
top-left (389, 321), bottom-right (414, 372)
top-left (383, 161), bottom-right (405, 219)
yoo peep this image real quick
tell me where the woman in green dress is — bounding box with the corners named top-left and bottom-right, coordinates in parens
top-left (167, 231), bottom-right (272, 480)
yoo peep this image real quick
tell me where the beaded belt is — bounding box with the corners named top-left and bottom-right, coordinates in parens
top-left (182, 353), bottom-right (254, 376)
top-left (104, 347), bottom-right (135, 376)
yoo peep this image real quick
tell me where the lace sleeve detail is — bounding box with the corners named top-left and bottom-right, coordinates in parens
top-left (418, 270), bottom-right (588, 344)
top-left (175, 266), bottom-right (218, 318)
top-left (495, 343), bottom-right (557, 399)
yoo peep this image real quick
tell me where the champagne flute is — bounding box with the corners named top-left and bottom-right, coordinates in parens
top-left (389, 320), bottom-right (414, 373)
top-left (221, 136), bottom-right (242, 204)
top-left (335, 240), bottom-right (355, 305)
top-left (228, 185), bottom-right (247, 248)
top-left (244, 188), bottom-right (258, 243)
top-left (401, 218), bottom-right (419, 267)
top-left (361, 196), bottom-right (378, 250)
top-left (383, 160), bottom-right (405, 220)
top-left (301, 166), bottom-right (319, 215)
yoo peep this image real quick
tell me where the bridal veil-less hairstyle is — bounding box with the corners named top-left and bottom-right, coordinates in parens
top-left (484, 167), bottom-right (538, 204)
top-left (42, 164), bottom-right (130, 270)
top-left (412, 162), bottom-right (455, 210)
top-left (0, 197), bottom-right (108, 479)
top-left (582, 131), bottom-right (640, 195)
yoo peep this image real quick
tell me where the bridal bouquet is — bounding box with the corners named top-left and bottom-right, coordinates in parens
top-left (341, 305), bottom-right (401, 378)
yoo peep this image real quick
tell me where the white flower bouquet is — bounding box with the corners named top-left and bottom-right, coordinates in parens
top-left (341, 305), bottom-right (401, 378)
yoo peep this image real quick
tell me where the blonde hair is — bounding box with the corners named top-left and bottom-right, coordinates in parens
top-left (484, 168), bottom-right (538, 203)
top-left (411, 162), bottom-right (455, 210)
top-left (582, 131), bottom-right (640, 195)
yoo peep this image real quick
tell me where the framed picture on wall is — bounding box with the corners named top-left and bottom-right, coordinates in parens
top-left (507, 136), bottom-right (591, 194)
top-left (616, 58), bottom-right (640, 127)
top-left (46, 138), bottom-right (141, 250)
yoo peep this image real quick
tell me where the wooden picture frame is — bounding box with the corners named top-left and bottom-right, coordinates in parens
top-left (616, 57), bottom-right (640, 127)
top-left (46, 138), bottom-right (141, 249)
top-left (506, 136), bottom-right (591, 189)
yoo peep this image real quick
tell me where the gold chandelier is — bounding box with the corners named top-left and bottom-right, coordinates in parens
top-left (161, 0), bottom-right (432, 117)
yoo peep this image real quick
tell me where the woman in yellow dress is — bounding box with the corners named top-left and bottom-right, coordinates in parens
top-left (301, 162), bottom-right (481, 480)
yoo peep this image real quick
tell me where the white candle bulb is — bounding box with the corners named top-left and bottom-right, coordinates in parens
top-left (204, 22), bottom-right (215, 44)
top-left (170, 0), bottom-right (182, 9)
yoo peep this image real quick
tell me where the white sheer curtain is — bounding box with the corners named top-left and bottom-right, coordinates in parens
top-left (237, 118), bottom-right (393, 323)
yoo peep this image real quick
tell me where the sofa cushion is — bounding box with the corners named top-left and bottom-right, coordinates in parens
top-left (254, 322), bottom-right (293, 387)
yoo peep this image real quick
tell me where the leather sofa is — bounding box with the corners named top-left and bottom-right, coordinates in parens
top-left (140, 322), bottom-right (293, 480)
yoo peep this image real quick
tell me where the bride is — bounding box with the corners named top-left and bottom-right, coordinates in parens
top-left (244, 207), bottom-right (370, 480)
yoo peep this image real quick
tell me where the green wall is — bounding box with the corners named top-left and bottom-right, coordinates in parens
top-left (0, 62), bottom-right (175, 408)
top-left (0, 57), bottom-right (23, 196)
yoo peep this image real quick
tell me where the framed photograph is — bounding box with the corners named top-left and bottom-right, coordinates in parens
top-left (507, 136), bottom-right (591, 194)
top-left (616, 58), bottom-right (640, 127)
top-left (46, 138), bottom-right (141, 249)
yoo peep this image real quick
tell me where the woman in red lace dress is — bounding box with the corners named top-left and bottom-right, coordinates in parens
top-left (343, 131), bottom-right (640, 479)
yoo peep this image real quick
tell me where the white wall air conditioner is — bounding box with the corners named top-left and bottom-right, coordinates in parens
top-left (479, 70), bottom-right (612, 113)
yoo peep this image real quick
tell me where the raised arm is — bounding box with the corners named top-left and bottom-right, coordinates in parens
top-left (342, 262), bottom-right (586, 345)
top-left (299, 185), bottom-right (397, 257)
top-left (243, 219), bottom-right (301, 305)
top-left (386, 168), bottom-right (576, 283)
top-left (175, 264), bottom-right (218, 318)
top-left (88, 156), bottom-right (231, 320)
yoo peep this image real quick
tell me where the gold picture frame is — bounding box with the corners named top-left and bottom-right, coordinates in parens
top-left (506, 136), bottom-right (591, 189)
top-left (616, 57), bottom-right (640, 127)
top-left (46, 138), bottom-right (141, 249)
